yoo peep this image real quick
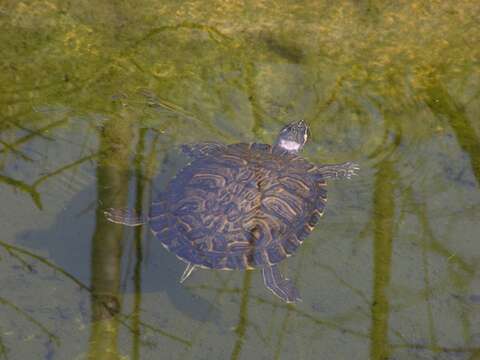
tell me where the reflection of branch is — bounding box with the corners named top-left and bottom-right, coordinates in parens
top-left (230, 271), bottom-right (253, 360)
top-left (190, 284), bottom-right (369, 339)
top-left (0, 327), bottom-right (8, 360)
top-left (0, 152), bottom-right (97, 209)
top-left (405, 188), bottom-right (474, 275)
top-left (419, 203), bottom-right (438, 348)
top-left (314, 262), bottom-right (370, 307)
top-left (0, 118), bottom-right (93, 209)
top-left (192, 283), bottom-right (480, 357)
top-left (0, 239), bottom-right (90, 291)
top-left (404, 187), bottom-right (476, 349)
top-left (0, 139), bottom-right (32, 162)
top-left (3, 246), bottom-right (35, 272)
top-left (32, 153), bottom-right (98, 188)
top-left (0, 296), bottom-right (60, 346)
top-left (370, 159), bottom-right (395, 360)
top-left (243, 57), bottom-right (272, 137)
top-left (2, 117), bottom-right (56, 141)
top-left (118, 314), bottom-right (192, 347)
top-left (470, 348), bottom-right (480, 359)
top-left (135, 22), bottom-right (231, 48)
top-left (391, 342), bottom-right (480, 354)
top-left (0, 119), bottom-right (65, 154)
top-left (366, 111), bottom-right (402, 163)
top-left (0, 174), bottom-right (41, 209)
top-left (0, 240), bottom-right (191, 347)
top-left (425, 82), bottom-right (480, 186)
top-left (132, 127), bottom-right (146, 360)
top-left (273, 310), bottom-right (292, 360)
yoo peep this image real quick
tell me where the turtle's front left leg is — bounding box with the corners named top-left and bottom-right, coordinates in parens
top-left (318, 162), bottom-right (359, 180)
top-left (104, 208), bottom-right (146, 226)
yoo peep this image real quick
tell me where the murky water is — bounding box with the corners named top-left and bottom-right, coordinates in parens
top-left (1, 1), bottom-right (480, 359)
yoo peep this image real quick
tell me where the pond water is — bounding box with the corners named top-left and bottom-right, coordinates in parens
top-left (1, 1), bottom-right (480, 359)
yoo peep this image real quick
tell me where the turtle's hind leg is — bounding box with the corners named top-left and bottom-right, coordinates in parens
top-left (104, 208), bottom-right (145, 226)
top-left (262, 264), bottom-right (302, 303)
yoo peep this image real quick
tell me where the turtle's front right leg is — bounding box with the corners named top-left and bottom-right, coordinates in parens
top-left (318, 162), bottom-right (359, 180)
top-left (104, 208), bottom-right (146, 226)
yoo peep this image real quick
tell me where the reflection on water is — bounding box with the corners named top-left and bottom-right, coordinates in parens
top-left (1, 0), bottom-right (480, 359)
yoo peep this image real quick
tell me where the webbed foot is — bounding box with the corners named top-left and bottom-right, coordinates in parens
top-left (318, 161), bottom-right (359, 180)
top-left (262, 265), bottom-right (302, 303)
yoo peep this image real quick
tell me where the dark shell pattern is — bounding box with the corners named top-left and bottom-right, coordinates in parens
top-left (148, 143), bottom-right (327, 270)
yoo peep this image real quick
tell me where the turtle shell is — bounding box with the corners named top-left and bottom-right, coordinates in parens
top-left (148, 143), bottom-right (327, 270)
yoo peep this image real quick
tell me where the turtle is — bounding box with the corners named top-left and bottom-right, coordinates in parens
top-left (105, 120), bottom-right (359, 303)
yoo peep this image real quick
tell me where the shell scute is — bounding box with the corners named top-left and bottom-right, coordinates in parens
top-left (226, 254), bottom-right (247, 269)
top-left (206, 253), bottom-right (227, 269)
top-left (249, 143), bottom-right (271, 152)
top-left (211, 235), bottom-right (229, 252)
top-left (150, 216), bottom-right (169, 233)
top-left (282, 235), bottom-right (301, 255)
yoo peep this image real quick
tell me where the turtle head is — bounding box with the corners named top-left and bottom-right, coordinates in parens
top-left (274, 120), bottom-right (309, 154)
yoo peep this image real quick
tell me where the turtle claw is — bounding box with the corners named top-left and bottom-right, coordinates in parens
top-left (278, 279), bottom-right (303, 303)
top-left (344, 162), bottom-right (360, 179)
